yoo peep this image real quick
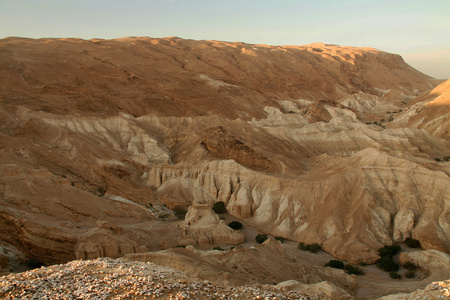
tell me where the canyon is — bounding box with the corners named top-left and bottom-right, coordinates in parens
top-left (0, 36), bottom-right (449, 298)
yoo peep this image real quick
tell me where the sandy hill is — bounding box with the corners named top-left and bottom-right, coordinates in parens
top-left (0, 37), bottom-right (449, 298)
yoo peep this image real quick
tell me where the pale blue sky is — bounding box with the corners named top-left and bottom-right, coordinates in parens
top-left (1, 0), bottom-right (449, 78)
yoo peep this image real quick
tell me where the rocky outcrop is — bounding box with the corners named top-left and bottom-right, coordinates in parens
top-left (399, 250), bottom-right (450, 277)
top-left (276, 280), bottom-right (352, 300)
top-left (180, 203), bottom-right (245, 246)
top-left (392, 209), bottom-right (415, 242)
top-left (123, 239), bottom-right (358, 295)
top-left (146, 148), bottom-right (449, 264)
top-left (377, 280), bottom-right (450, 300)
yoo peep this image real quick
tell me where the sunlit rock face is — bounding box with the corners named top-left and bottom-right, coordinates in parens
top-left (0, 37), bottom-right (449, 266)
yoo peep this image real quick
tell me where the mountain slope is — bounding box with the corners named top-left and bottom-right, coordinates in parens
top-left (0, 37), bottom-right (448, 273)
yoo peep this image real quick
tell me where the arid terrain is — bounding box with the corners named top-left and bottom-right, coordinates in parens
top-left (0, 36), bottom-right (449, 299)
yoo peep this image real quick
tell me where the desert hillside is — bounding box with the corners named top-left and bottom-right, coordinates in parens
top-left (0, 37), bottom-right (449, 298)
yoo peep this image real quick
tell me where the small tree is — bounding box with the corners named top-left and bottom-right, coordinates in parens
top-left (325, 260), bottom-right (344, 269)
top-left (389, 272), bottom-right (401, 279)
top-left (377, 256), bottom-right (400, 272)
top-left (307, 243), bottom-right (321, 253)
top-left (405, 270), bottom-right (415, 278)
top-left (228, 221), bottom-right (243, 230)
top-left (298, 242), bottom-right (321, 253)
top-left (298, 242), bottom-right (307, 250)
top-left (255, 234), bottom-right (268, 244)
top-left (405, 238), bottom-right (421, 249)
top-left (212, 201), bottom-right (227, 214)
top-left (344, 264), bottom-right (365, 275)
top-left (378, 245), bottom-right (401, 258)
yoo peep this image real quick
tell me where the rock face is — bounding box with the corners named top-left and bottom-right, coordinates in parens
top-left (0, 36), bottom-right (449, 269)
top-left (180, 203), bottom-right (245, 246)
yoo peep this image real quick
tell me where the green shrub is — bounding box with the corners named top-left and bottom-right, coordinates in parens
top-left (325, 260), bottom-right (344, 269)
top-left (378, 245), bottom-right (401, 258)
top-left (405, 238), bottom-right (421, 249)
top-left (389, 272), bottom-right (401, 279)
top-left (405, 270), bottom-right (415, 278)
top-left (228, 221), bottom-right (243, 230)
top-left (173, 206), bottom-right (187, 220)
top-left (212, 201), bottom-right (227, 214)
top-left (435, 158), bottom-right (442, 162)
top-left (344, 264), bottom-right (365, 275)
top-left (255, 234), bottom-right (268, 244)
top-left (377, 256), bottom-right (400, 272)
top-left (275, 236), bottom-right (285, 243)
top-left (298, 242), bottom-right (321, 253)
top-left (307, 243), bottom-right (321, 253)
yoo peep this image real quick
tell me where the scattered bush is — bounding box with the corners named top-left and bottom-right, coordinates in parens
top-left (405, 270), bottom-right (415, 278)
top-left (212, 201), bottom-right (227, 214)
top-left (173, 206), bottom-right (188, 220)
top-left (255, 234), bottom-right (268, 244)
top-left (401, 261), bottom-right (418, 270)
top-left (275, 236), bottom-right (285, 243)
top-left (378, 245), bottom-right (401, 258)
top-left (298, 242), bottom-right (307, 250)
top-left (389, 272), bottom-right (402, 279)
top-left (405, 238), bottom-right (421, 249)
top-left (344, 264), bottom-right (365, 275)
top-left (307, 243), bottom-right (321, 253)
top-left (298, 242), bottom-right (321, 253)
top-left (325, 260), bottom-right (344, 269)
top-left (26, 258), bottom-right (45, 269)
top-left (228, 221), bottom-right (243, 230)
top-left (377, 256), bottom-right (400, 272)
top-left (377, 245), bottom-right (401, 272)
top-left (435, 158), bottom-right (443, 162)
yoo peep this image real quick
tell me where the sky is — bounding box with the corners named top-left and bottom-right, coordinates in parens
top-left (0, 0), bottom-right (449, 79)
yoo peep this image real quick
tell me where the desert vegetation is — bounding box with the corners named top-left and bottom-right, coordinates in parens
top-left (298, 242), bottom-right (321, 253)
top-left (255, 234), bottom-right (268, 244)
top-left (405, 238), bottom-right (421, 249)
top-left (325, 260), bottom-right (365, 275)
top-left (212, 201), bottom-right (227, 214)
top-left (227, 221), bottom-right (243, 230)
top-left (376, 245), bottom-right (401, 272)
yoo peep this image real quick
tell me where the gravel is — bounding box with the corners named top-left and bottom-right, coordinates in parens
top-left (0, 258), bottom-right (323, 299)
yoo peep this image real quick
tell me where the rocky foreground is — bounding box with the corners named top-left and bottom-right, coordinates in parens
top-left (1, 258), bottom-right (449, 300)
top-left (0, 258), bottom-right (323, 300)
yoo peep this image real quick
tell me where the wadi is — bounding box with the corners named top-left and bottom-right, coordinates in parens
top-left (0, 36), bottom-right (449, 299)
